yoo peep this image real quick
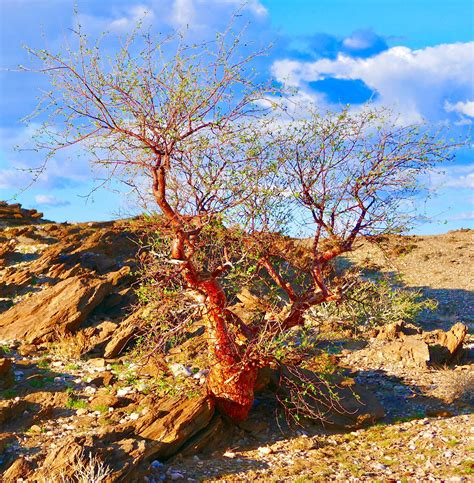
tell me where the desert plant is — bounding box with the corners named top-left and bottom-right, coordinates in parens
top-left (24, 17), bottom-right (457, 422)
top-left (306, 274), bottom-right (438, 332)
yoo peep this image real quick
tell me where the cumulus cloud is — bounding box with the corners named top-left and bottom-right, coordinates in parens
top-left (0, 124), bottom-right (91, 191)
top-left (272, 42), bottom-right (474, 123)
top-left (445, 100), bottom-right (474, 118)
top-left (34, 194), bottom-right (70, 207)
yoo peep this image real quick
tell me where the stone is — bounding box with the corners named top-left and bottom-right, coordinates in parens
top-left (0, 358), bottom-right (14, 390)
top-left (90, 394), bottom-right (122, 410)
top-left (17, 343), bottom-right (39, 357)
top-left (0, 201), bottom-right (44, 226)
top-left (379, 336), bottom-right (431, 367)
top-left (179, 414), bottom-right (232, 457)
top-left (137, 394), bottom-right (215, 460)
top-left (376, 321), bottom-right (421, 340)
top-left (0, 273), bottom-right (114, 343)
top-left (423, 322), bottom-right (467, 364)
top-left (103, 317), bottom-right (137, 358)
top-left (0, 399), bottom-right (28, 425)
top-left (2, 456), bottom-right (36, 481)
top-left (89, 371), bottom-right (116, 387)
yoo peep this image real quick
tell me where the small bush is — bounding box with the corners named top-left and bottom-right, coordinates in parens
top-left (307, 275), bottom-right (437, 332)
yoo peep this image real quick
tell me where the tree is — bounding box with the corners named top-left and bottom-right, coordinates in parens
top-left (253, 107), bottom-right (455, 331)
top-left (25, 25), bottom-right (455, 422)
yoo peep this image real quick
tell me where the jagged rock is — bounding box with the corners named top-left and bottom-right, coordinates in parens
top-left (0, 273), bottom-right (114, 343)
top-left (17, 343), bottom-right (39, 357)
top-left (0, 201), bottom-right (44, 226)
top-left (423, 322), bottom-right (467, 363)
top-left (0, 239), bottom-right (17, 261)
top-left (89, 371), bottom-right (116, 387)
top-left (269, 365), bottom-right (385, 429)
top-left (179, 414), bottom-right (231, 457)
top-left (0, 399), bottom-right (28, 425)
top-left (34, 437), bottom-right (91, 480)
top-left (136, 394), bottom-right (215, 460)
top-left (370, 321), bottom-right (468, 367)
top-left (0, 358), bottom-right (14, 390)
top-left (377, 336), bottom-right (431, 367)
top-left (2, 456), bottom-right (35, 482)
top-left (376, 321), bottom-right (421, 340)
top-left (103, 316), bottom-right (137, 358)
top-left (90, 394), bottom-right (123, 409)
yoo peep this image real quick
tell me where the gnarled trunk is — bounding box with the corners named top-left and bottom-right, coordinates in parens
top-left (186, 276), bottom-right (257, 422)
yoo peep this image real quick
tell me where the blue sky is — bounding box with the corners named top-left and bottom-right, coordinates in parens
top-left (0, 0), bottom-right (473, 233)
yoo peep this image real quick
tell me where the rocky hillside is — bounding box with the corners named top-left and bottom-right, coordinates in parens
top-left (0, 202), bottom-right (472, 481)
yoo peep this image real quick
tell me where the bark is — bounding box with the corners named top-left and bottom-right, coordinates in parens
top-left (186, 277), bottom-right (257, 422)
top-left (151, 162), bottom-right (258, 421)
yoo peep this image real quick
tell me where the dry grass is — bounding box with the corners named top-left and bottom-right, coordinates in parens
top-left (49, 331), bottom-right (90, 360)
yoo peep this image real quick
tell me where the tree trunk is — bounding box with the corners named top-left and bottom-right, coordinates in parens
top-left (186, 278), bottom-right (257, 422)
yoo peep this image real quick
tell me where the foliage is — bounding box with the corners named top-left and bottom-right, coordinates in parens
top-left (24, 16), bottom-right (459, 420)
top-left (307, 274), bottom-right (437, 331)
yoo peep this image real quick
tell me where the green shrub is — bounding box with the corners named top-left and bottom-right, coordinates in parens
top-left (307, 276), bottom-right (437, 331)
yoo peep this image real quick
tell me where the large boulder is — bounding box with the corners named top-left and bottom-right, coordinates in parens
top-left (371, 321), bottom-right (468, 366)
top-left (136, 394), bottom-right (215, 460)
top-left (0, 273), bottom-right (115, 343)
top-left (31, 394), bottom-right (215, 481)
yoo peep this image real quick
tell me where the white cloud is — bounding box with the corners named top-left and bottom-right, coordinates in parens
top-left (450, 211), bottom-right (474, 221)
top-left (76, 5), bottom-right (155, 35)
top-left (171, 0), bottom-right (196, 28)
top-left (0, 124), bottom-right (92, 190)
top-left (429, 164), bottom-right (474, 190)
top-left (35, 194), bottom-right (70, 207)
top-left (272, 42), bottom-right (474, 124)
top-left (217, 0), bottom-right (268, 17)
top-left (445, 100), bottom-right (474, 118)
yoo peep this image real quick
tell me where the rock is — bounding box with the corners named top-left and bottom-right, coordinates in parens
top-left (89, 371), bottom-right (116, 387)
top-left (17, 343), bottom-right (39, 357)
top-left (103, 317), bottom-right (137, 358)
top-left (379, 336), bottom-right (431, 367)
top-left (33, 437), bottom-right (89, 480)
top-left (0, 201), bottom-right (44, 226)
top-left (376, 321), bottom-right (421, 340)
top-left (179, 414), bottom-right (232, 457)
top-left (0, 399), bottom-right (28, 425)
top-left (137, 394), bottom-right (215, 460)
top-left (90, 394), bottom-right (122, 410)
top-left (0, 273), bottom-right (114, 343)
top-left (351, 322), bottom-right (468, 368)
top-left (423, 322), bottom-right (467, 364)
top-left (0, 358), bottom-right (14, 390)
top-left (2, 456), bottom-right (36, 481)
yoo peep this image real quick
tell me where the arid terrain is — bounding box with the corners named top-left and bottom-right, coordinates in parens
top-left (0, 202), bottom-right (472, 481)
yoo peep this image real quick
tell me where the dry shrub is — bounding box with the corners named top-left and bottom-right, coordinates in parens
top-left (49, 331), bottom-right (90, 360)
top-left (39, 450), bottom-right (112, 483)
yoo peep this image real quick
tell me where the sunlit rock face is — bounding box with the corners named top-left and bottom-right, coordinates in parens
top-left (0, 201), bottom-right (44, 227)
